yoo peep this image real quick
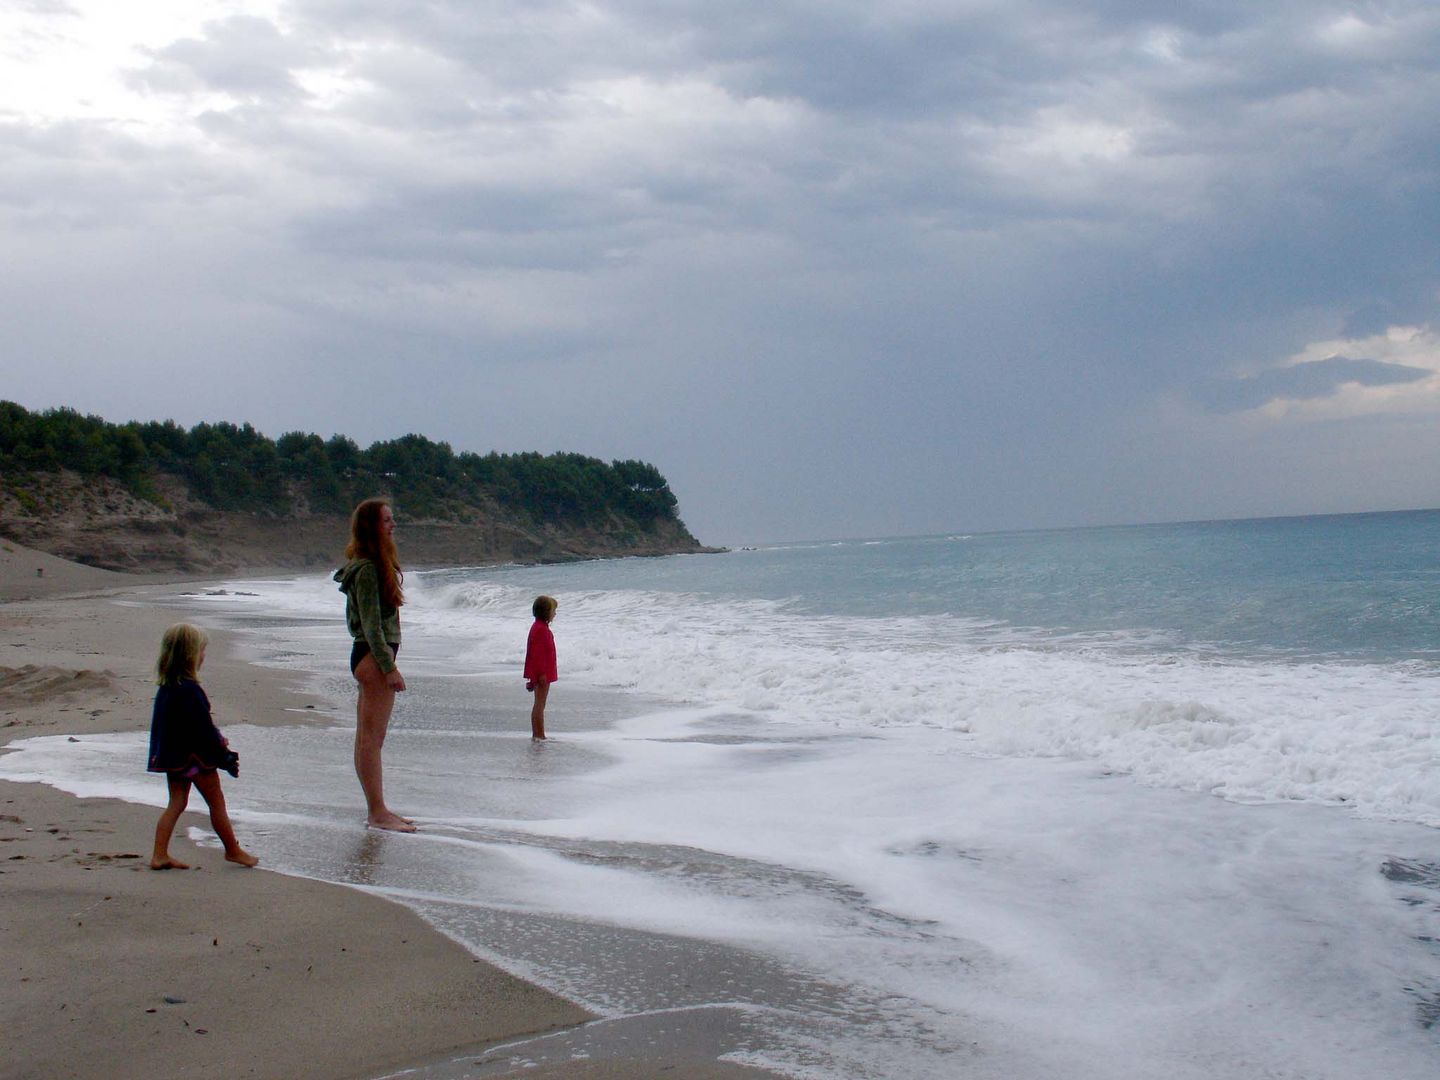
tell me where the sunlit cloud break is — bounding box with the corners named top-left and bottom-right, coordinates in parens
top-left (1197, 326), bottom-right (1440, 418)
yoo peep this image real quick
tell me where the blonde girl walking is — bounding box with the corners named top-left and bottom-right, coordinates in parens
top-left (147, 623), bottom-right (257, 870)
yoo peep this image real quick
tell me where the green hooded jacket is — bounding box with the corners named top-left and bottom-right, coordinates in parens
top-left (334, 558), bottom-right (401, 673)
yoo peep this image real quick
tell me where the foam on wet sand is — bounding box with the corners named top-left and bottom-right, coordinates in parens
top-left (0, 539), bottom-right (783, 1080)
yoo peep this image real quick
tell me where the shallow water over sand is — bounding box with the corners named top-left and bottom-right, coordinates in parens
top-left (7, 642), bottom-right (1438, 1078)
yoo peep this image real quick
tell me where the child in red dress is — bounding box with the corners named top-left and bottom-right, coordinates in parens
top-left (524, 595), bottom-right (558, 740)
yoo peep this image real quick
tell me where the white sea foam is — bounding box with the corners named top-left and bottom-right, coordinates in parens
top-left (329, 571), bottom-right (1438, 829)
top-left (8, 699), bottom-right (1435, 1079)
top-left (186, 569), bottom-right (1440, 827)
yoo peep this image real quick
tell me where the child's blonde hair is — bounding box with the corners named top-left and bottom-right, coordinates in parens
top-left (532, 595), bottom-right (558, 622)
top-left (156, 623), bottom-right (209, 686)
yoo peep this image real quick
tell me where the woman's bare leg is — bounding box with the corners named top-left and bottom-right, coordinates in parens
top-left (192, 772), bottom-right (258, 866)
top-left (151, 774), bottom-right (192, 869)
top-left (354, 655), bottom-right (416, 831)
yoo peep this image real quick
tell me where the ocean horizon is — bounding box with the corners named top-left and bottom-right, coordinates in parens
top-left (5, 508), bottom-right (1439, 1078)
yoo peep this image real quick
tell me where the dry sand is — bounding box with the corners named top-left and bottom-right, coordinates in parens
top-left (0, 539), bottom-right (782, 1080)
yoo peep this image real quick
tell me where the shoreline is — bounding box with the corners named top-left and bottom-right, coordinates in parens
top-left (0, 540), bottom-right (783, 1080)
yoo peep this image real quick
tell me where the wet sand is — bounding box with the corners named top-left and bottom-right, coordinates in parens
top-left (0, 538), bottom-right (783, 1080)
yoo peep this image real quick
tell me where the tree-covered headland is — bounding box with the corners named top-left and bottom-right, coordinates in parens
top-left (0, 401), bottom-right (706, 571)
top-left (0, 401), bottom-right (681, 525)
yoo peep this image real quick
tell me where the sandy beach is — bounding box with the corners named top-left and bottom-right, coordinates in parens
top-left (0, 539), bottom-right (782, 1080)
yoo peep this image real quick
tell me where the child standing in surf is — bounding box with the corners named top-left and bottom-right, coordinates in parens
top-left (147, 622), bottom-right (257, 870)
top-left (524, 596), bottom-right (558, 740)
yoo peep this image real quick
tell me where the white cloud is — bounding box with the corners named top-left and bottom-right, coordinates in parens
top-left (1191, 326), bottom-right (1440, 423)
top-left (1290, 324), bottom-right (1440, 369)
top-left (1258, 326), bottom-right (1440, 420)
top-left (0, 0), bottom-right (283, 128)
top-left (1307, 9), bottom-right (1440, 59)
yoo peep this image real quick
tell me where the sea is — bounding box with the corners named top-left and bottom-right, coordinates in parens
top-left (5, 509), bottom-right (1440, 1079)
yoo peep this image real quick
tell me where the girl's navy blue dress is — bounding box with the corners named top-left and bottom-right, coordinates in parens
top-left (147, 680), bottom-right (237, 777)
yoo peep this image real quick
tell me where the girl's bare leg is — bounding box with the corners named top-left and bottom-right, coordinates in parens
top-left (151, 774), bottom-right (192, 869)
top-left (530, 679), bottom-right (549, 740)
top-left (354, 655), bottom-right (416, 831)
top-left (192, 772), bottom-right (258, 866)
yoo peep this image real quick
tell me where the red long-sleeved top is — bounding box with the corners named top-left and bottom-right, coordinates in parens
top-left (524, 619), bottom-right (557, 686)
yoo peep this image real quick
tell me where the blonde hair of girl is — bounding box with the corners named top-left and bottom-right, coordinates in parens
top-left (156, 623), bottom-right (208, 686)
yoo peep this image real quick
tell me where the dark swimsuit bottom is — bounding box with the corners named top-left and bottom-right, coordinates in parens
top-left (350, 641), bottom-right (400, 675)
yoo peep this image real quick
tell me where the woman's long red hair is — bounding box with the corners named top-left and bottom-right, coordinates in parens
top-left (346, 498), bottom-right (404, 608)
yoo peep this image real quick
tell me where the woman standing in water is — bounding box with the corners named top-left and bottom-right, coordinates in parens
top-left (334, 498), bottom-right (415, 832)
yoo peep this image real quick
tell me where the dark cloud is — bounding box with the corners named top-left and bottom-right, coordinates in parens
top-left (1342, 302), bottom-right (1410, 338)
top-left (5, 1), bottom-right (1440, 542)
top-left (1194, 356), bottom-right (1433, 414)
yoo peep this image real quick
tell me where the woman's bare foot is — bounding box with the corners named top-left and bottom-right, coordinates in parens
top-left (150, 855), bottom-right (190, 870)
top-left (366, 811), bottom-right (418, 833)
top-left (225, 848), bottom-right (260, 867)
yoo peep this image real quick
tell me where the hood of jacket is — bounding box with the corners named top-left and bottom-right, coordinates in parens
top-left (333, 558), bottom-right (370, 594)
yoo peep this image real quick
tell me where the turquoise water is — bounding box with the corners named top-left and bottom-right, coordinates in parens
top-left (442, 509), bottom-right (1440, 662)
top-left (402, 509), bottom-right (1440, 825)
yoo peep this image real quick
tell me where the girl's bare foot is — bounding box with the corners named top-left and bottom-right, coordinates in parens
top-left (366, 811), bottom-right (417, 833)
top-left (150, 855), bottom-right (190, 870)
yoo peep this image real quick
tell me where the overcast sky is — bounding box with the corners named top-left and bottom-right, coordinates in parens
top-left (3, 1), bottom-right (1439, 544)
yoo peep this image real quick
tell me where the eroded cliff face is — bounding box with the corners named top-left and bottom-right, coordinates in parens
top-left (0, 470), bottom-right (713, 573)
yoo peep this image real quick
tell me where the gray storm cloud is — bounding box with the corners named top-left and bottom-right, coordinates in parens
top-left (4, 1), bottom-right (1440, 541)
